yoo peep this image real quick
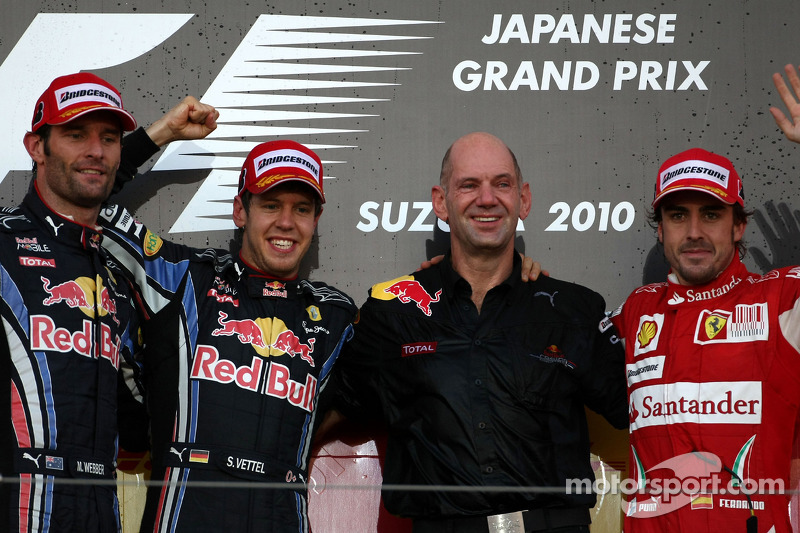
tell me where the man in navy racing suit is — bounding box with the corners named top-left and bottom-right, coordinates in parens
top-left (0, 72), bottom-right (147, 533)
top-left (100, 140), bottom-right (357, 533)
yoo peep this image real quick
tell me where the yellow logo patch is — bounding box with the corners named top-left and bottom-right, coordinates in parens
top-left (144, 230), bottom-right (163, 257)
top-left (637, 320), bottom-right (657, 348)
top-left (704, 314), bottom-right (727, 339)
top-left (306, 305), bottom-right (321, 321)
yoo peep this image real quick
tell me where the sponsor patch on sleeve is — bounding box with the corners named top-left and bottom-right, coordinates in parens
top-left (144, 230), bottom-right (163, 257)
top-left (634, 314), bottom-right (664, 357)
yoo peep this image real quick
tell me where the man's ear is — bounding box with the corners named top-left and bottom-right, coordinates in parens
top-left (23, 132), bottom-right (45, 164)
top-left (733, 219), bottom-right (746, 244)
top-left (232, 195), bottom-right (247, 228)
top-left (519, 182), bottom-right (532, 220)
top-left (431, 185), bottom-right (448, 223)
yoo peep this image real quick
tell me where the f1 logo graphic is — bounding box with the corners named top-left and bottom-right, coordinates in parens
top-left (0, 14), bottom-right (193, 185)
top-left (152, 15), bottom-right (437, 234)
top-left (0, 12), bottom-right (436, 235)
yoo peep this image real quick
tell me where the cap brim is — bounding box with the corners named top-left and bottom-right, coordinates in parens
top-left (245, 174), bottom-right (325, 203)
top-left (653, 185), bottom-right (736, 208)
top-left (45, 105), bottom-right (137, 132)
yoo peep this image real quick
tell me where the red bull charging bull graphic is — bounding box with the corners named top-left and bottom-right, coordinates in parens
top-left (211, 311), bottom-right (316, 366)
top-left (35, 275), bottom-right (123, 368)
top-left (212, 311), bottom-right (267, 348)
top-left (41, 275), bottom-right (121, 325)
top-left (375, 275), bottom-right (442, 316)
top-left (271, 329), bottom-right (316, 367)
top-left (41, 276), bottom-right (91, 309)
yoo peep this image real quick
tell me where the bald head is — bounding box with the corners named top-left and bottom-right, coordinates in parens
top-left (439, 132), bottom-right (522, 189)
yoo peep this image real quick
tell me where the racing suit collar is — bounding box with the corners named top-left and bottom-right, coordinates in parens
top-left (235, 254), bottom-right (302, 298)
top-left (665, 255), bottom-right (749, 307)
top-left (22, 188), bottom-right (104, 252)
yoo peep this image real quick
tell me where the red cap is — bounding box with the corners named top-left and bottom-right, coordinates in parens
top-left (31, 72), bottom-right (136, 133)
top-left (653, 148), bottom-right (744, 209)
top-left (237, 140), bottom-right (324, 203)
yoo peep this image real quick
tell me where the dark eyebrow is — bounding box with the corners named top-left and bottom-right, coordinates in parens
top-left (661, 204), bottom-right (688, 213)
top-left (662, 204), bottom-right (725, 213)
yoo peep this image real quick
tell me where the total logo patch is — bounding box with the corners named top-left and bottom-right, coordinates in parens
top-left (634, 314), bottom-right (664, 357)
top-left (19, 256), bottom-right (55, 268)
top-left (694, 303), bottom-right (768, 344)
top-left (207, 288), bottom-right (239, 307)
top-left (401, 342), bottom-right (437, 357)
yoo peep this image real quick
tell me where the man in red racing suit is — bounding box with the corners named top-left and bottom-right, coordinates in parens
top-left (611, 146), bottom-right (800, 533)
top-left (613, 254), bottom-right (800, 532)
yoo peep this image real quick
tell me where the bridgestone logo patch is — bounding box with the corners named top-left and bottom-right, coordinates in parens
top-left (55, 83), bottom-right (122, 110)
top-left (659, 158), bottom-right (729, 189)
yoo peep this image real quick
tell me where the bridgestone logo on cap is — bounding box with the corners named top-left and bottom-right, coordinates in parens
top-left (55, 83), bottom-right (122, 110)
top-left (659, 159), bottom-right (729, 190)
top-left (254, 148), bottom-right (320, 180)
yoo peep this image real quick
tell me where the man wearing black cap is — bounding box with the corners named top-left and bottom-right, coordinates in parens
top-left (609, 65), bottom-right (800, 533)
top-left (100, 140), bottom-right (357, 532)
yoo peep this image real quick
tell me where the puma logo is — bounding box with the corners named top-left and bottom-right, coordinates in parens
top-left (534, 290), bottom-right (558, 307)
top-left (45, 216), bottom-right (64, 236)
top-left (22, 452), bottom-right (41, 468)
top-left (169, 447), bottom-right (187, 462)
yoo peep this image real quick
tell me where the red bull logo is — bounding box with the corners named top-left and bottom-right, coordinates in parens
top-left (271, 329), bottom-right (315, 367)
top-left (191, 345), bottom-right (317, 412)
top-left (30, 315), bottom-right (121, 369)
top-left (264, 361), bottom-right (317, 411)
top-left (212, 311), bottom-right (267, 348)
top-left (384, 279), bottom-right (441, 316)
top-left (98, 286), bottom-right (119, 325)
top-left (192, 345), bottom-right (263, 391)
top-left (42, 276), bottom-right (122, 325)
top-left (41, 276), bottom-right (91, 310)
top-left (263, 280), bottom-right (288, 298)
top-left (210, 312), bottom-right (316, 367)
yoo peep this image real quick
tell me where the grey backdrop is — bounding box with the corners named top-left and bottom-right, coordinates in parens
top-left (2, 1), bottom-right (798, 308)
